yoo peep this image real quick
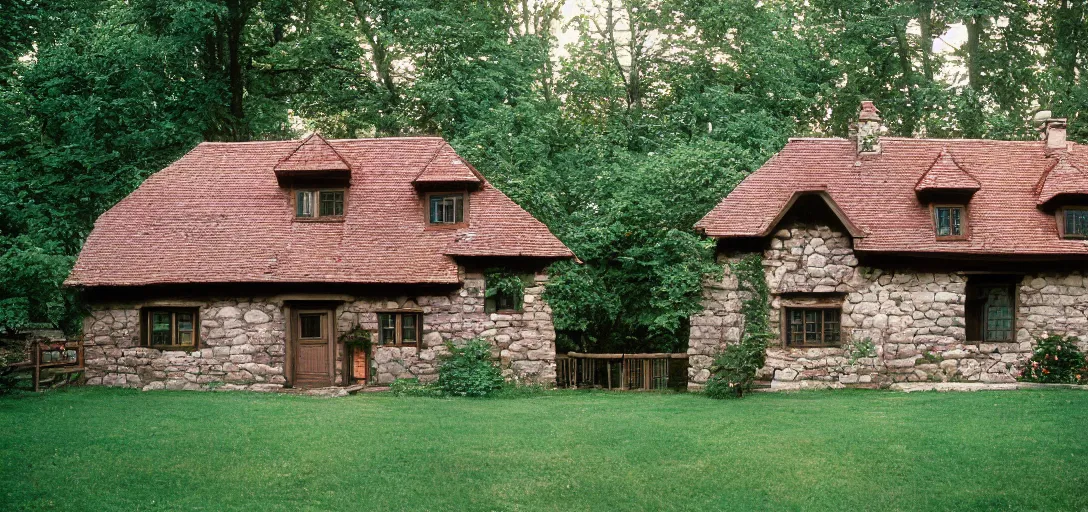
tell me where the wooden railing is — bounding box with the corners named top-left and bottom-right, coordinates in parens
top-left (2, 340), bottom-right (84, 392)
top-left (556, 352), bottom-right (687, 390)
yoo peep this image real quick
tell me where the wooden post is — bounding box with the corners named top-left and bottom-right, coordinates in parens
top-left (32, 342), bottom-right (40, 393)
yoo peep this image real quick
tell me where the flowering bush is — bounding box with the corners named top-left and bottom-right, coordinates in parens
top-left (1017, 334), bottom-right (1088, 384)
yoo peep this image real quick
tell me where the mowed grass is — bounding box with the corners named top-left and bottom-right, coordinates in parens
top-left (2, 388), bottom-right (1087, 511)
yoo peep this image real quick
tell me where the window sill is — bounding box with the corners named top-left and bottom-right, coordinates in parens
top-left (935, 235), bottom-right (968, 241)
top-left (424, 222), bottom-right (468, 230)
top-left (294, 217), bottom-right (346, 223)
top-left (782, 344), bottom-right (842, 349)
top-left (146, 345), bottom-right (198, 351)
top-left (378, 344), bottom-right (419, 349)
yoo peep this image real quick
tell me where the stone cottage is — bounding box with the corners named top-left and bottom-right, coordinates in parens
top-left (690, 102), bottom-right (1088, 388)
top-left (65, 134), bottom-right (573, 391)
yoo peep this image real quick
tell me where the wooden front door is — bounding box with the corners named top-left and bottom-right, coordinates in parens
top-left (293, 309), bottom-right (333, 387)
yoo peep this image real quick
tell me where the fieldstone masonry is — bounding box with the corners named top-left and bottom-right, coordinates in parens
top-left (83, 272), bottom-right (557, 391)
top-left (336, 272), bottom-right (557, 385)
top-left (83, 301), bottom-right (287, 391)
top-left (690, 223), bottom-right (1088, 389)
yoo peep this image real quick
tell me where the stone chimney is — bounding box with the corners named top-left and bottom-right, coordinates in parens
top-left (857, 100), bottom-right (883, 154)
top-left (1038, 115), bottom-right (1068, 155)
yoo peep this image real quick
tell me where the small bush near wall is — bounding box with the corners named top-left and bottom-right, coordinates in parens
top-left (1018, 335), bottom-right (1088, 384)
top-left (436, 338), bottom-right (505, 397)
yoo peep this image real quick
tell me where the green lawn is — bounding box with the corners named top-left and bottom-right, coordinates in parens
top-left (2, 388), bottom-right (1087, 511)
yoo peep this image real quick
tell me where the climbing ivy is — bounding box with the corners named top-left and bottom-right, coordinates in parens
top-left (485, 269), bottom-right (525, 311)
top-left (705, 253), bottom-right (773, 399)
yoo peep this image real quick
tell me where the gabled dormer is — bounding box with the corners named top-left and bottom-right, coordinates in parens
top-left (275, 133), bottom-right (352, 221)
top-left (1036, 157), bottom-right (1088, 239)
top-left (274, 133), bottom-right (352, 184)
top-left (915, 149), bottom-right (979, 240)
top-left (414, 143), bottom-right (483, 227)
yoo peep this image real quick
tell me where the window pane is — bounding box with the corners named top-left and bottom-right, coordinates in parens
top-left (320, 191), bottom-right (344, 217)
top-left (296, 191), bottom-right (313, 218)
top-left (401, 315), bottom-right (418, 344)
top-left (823, 310), bottom-right (841, 343)
top-left (176, 312), bottom-right (194, 346)
top-left (429, 195), bottom-right (464, 224)
top-left (788, 310), bottom-right (804, 345)
top-left (380, 314), bottom-right (396, 344)
top-left (983, 286), bottom-right (1013, 341)
top-left (935, 208), bottom-right (951, 236)
top-left (1066, 210), bottom-right (1088, 237)
top-left (299, 314), bottom-right (323, 339)
top-left (935, 207), bottom-right (964, 236)
top-left (151, 312), bottom-right (172, 345)
top-left (804, 310), bottom-right (820, 343)
top-left (430, 197), bottom-right (442, 223)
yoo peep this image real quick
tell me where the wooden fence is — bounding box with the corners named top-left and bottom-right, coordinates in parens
top-left (555, 352), bottom-right (688, 390)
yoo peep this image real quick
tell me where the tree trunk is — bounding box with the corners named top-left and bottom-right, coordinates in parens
top-left (350, 0), bottom-right (400, 135)
top-left (225, 0), bottom-right (251, 141)
top-left (964, 7), bottom-right (982, 91)
top-left (917, 0), bottom-right (936, 81)
top-left (893, 22), bottom-right (917, 135)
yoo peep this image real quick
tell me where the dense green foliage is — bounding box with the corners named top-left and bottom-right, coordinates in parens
top-left (3, 388), bottom-right (1088, 510)
top-left (705, 253), bottom-right (772, 398)
top-left (1018, 334), bottom-right (1088, 384)
top-left (484, 268), bottom-right (525, 311)
top-left (2, 0), bottom-right (1087, 352)
top-left (435, 338), bottom-right (505, 397)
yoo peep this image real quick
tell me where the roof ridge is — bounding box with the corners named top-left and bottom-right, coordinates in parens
top-left (414, 141), bottom-right (450, 182)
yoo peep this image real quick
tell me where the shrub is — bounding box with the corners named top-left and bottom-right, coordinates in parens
top-left (435, 338), bottom-right (504, 397)
top-left (1018, 334), bottom-right (1088, 384)
top-left (704, 335), bottom-right (770, 399)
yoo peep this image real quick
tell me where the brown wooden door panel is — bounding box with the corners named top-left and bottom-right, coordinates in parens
top-left (292, 310), bottom-right (333, 387)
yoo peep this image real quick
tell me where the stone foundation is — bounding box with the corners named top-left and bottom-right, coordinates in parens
top-left (82, 272), bottom-right (557, 391)
top-left (690, 223), bottom-right (1088, 389)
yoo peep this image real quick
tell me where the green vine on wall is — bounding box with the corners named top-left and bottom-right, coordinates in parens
top-left (705, 253), bottom-right (772, 399)
top-left (732, 254), bottom-right (771, 343)
top-left (339, 324), bottom-right (372, 354)
top-left (485, 269), bottom-right (525, 311)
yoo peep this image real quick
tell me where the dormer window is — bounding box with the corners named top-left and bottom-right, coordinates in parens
top-left (1061, 208), bottom-right (1088, 239)
top-left (934, 205), bottom-right (966, 239)
top-left (295, 189), bottom-right (344, 219)
top-left (428, 192), bottom-right (466, 225)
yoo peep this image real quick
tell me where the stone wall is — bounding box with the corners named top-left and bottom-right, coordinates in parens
top-left (336, 271), bottom-right (557, 385)
top-left (83, 300), bottom-right (287, 391)
top-left (82, 272), bottom-right (558, 391)
top-left (689, 223), bottom-right (1088, 389)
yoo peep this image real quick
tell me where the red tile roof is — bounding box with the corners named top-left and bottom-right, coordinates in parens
top-left (696, 137), bottom-right (1088, 256)
top-left (413, 143), bottom-right (483, 185)
top-left (914, 149), bottom-right (981, 193)
top-left (1036, 157), bottom-right (1088, 206)
top-left (67, 137), bottom-right (573, 287)
top-left (273, 133), bottom-right (350, 172)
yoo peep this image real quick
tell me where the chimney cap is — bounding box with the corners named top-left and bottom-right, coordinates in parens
top-left (859, 100), bottom-right (881, 121)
